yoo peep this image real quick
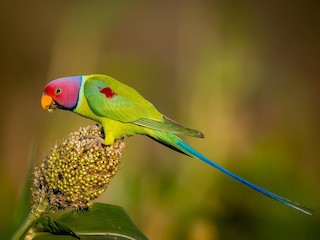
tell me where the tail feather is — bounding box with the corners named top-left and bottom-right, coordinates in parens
top-left (151, 131), bottom-right (313, 215)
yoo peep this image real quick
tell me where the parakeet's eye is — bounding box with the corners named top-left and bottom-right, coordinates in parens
top-left (55, 88), bottom-right (62, 95)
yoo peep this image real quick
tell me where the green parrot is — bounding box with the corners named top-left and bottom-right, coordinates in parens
top-left (41, 74), bottom-right (312, 215)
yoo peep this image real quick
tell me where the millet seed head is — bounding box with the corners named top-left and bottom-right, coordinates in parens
top-left (32, 124), bottom-right (125, 211)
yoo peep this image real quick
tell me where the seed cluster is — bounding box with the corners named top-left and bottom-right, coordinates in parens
top-left (32, 124), bottom-right (125, 211)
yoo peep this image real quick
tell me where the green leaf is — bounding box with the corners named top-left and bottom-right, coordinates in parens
top-left (33, 203), bottom-right (148, 240)
top-left (35, 216), bottom-right (80, 239)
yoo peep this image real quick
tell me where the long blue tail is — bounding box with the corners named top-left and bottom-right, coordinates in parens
top-left (151, 132), bottom-right (312, 215)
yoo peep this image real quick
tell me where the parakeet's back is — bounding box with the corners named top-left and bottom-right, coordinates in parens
top-left (83, 74), bottom-right (204, 139)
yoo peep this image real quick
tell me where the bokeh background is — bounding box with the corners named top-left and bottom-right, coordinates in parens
top-left (1, 0), bottom-right (319, 239)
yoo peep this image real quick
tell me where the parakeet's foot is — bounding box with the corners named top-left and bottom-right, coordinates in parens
top-left (83, 136), bottom-right (105, 150)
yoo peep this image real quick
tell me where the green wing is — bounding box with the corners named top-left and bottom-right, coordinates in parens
top-left (84, 75), bottom-right (204, 138)
top-left (134, 116), bottom-right (204, 138)
top-left (84, 75), bottom-right (163, 122)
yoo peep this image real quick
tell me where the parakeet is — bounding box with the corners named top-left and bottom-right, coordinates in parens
top-left (41, 74), bottom-right (312, 215)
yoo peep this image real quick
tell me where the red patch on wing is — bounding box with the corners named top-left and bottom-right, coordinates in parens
top-left (99, 87), bottom-right (116, 98)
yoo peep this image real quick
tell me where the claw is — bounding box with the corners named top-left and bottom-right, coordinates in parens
top-left (82, 136), bottom-right (105, 151)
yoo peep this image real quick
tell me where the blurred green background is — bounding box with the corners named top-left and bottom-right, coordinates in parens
top-left (1, 0), bottom-right (319, 239)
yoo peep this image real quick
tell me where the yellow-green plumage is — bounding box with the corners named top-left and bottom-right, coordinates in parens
top-left (75, 74), bottom-right (203, 146)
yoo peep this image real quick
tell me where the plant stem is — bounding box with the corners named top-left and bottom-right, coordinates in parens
top-left (11, 199), bottom-right (49, 240)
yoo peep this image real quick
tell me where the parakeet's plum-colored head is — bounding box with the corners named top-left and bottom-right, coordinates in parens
top-left (41, 76), bottom-right (82, 112)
